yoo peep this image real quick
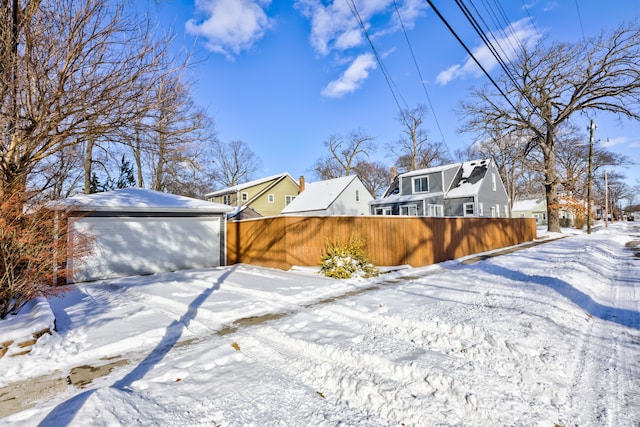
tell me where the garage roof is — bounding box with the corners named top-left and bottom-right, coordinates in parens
top-left (60, 188), bottom-right (234, 214)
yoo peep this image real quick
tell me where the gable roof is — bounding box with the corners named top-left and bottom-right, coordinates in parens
top-left (400, 163), bottom-right (459, 178)
top-left (512, 198), bottom-right (546, 212)
top-left (446, 159), bottom-right (491, 198)
top-left (205, 173), bottom-right (295, 197)
top-left (281, 175), bottom-right (359, 213)
top-left (59, 188), bottom-right (233, 213)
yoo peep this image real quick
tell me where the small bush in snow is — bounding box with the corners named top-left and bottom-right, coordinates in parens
top-left (319, 234), bottom-right (379, 279)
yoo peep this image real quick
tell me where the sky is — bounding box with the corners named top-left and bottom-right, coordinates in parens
top-left (153, 1), bottom-right (640, 197)
top-left (1, 223), bottom-right (639, 424)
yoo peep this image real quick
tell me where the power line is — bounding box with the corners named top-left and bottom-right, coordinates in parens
top-left (345, 0), bottom-right (408, 114)
top-left (573, 0), bottom-right (586, 41)
top-left (453, 0), bottom-right (530, 110)
top-left (426, 0), bottom-right (543, 128)
top-left (424, 0), bottom-right (524, 117)
top-left (391, 0), bottom-right (450, 156)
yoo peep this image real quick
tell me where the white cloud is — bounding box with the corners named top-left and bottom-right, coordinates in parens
top-left (602, 136), bottom-right (628, 148)
top-left (186, 0), bottom-right (273, 58)
top-left (321, 53), bottom-right (377, 98)
top-left (295, 0), bottom-right (425, 56)
top-left (436, 18), bottom-right (541, 85)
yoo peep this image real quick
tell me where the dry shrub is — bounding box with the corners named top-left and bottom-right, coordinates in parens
top-left (319, 234), bottom-right (379, 279)
top-left (0, 190), bottom-right (92, 319)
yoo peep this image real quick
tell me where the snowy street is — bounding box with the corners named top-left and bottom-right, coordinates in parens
top-left (1, 222), bottom-right (639, 426)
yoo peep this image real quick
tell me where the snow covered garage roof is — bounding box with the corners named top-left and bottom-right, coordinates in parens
top-left (59, 188), bottom-right (234, 214)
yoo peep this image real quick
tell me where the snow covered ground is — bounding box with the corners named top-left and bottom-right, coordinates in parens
top-left (1, 222), bottom-right (639, 426)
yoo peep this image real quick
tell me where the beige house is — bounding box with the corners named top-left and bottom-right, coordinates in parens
top-left (205, 173), bottom-right (300, 218)
top-left (511, 197), bottom-right (547, 224)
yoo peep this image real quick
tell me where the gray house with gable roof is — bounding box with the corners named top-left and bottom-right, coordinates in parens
top-left (369, 159), bottom-right (510, 218)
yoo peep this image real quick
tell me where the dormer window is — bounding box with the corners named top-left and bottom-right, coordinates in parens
top-left (413, 176), bottom-right (429, 193)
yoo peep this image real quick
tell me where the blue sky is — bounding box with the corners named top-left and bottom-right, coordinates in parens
top-left (155, 1), bottom-right (640, 195)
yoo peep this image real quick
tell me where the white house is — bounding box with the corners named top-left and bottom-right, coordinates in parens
top-left (281, 175), bottom-right (373, 216)
top-left (60, 188), bottom-right (233, 282)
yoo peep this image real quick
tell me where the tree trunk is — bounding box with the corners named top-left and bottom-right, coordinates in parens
top-left (83, 138), bottom-right (94, 194)
top-left (134, 127), bottom-right (144, 188)
top-left (541, 131), bottom-right (561, 232)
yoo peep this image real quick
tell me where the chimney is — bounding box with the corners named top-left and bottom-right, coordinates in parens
top-left (298, 176), bottom-right (305, 194)
top-left (389, 166), bottom-right (397, 183)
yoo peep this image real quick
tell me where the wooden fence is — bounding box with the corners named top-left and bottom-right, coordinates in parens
top-left (226, 216), bottom-right (537, 270)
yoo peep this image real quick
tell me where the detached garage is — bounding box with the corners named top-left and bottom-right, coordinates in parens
top-left (61, 188), bottom-right (233, 283)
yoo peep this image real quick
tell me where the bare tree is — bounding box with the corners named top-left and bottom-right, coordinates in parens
top-left (459, 21), bottom-right (640, 232)
top-left (210, 140), bottom-right (262, 188)
top-left (313, 129), bottom-right (376, 179)
top-left (389, 104), bottom-right (450, 172)
top-left (144, 74), bottom-right (210, 193)
top-left (554, 126), bottom-right (629, 200)
top-left (0, 0), bottom-right (176, 199)
top-left (353, 160), bottom-right (390, 198)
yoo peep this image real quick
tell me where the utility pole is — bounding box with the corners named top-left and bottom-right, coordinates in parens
top-left (586, 119), bottom-right (595, 234)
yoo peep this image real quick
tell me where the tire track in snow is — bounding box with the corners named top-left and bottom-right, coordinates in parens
top-left (238, 324), bottom-right (485, 426)
top-left (313, 301), bottom-right (570, 420)
top-left (564, 233), bottom-right (640, 425)
top-left (316, 298), bottom-right (550, 380)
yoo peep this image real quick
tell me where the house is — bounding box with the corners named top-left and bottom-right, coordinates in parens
top-left (60, 188), bottom-right (233, 282)
top-left (512, 194), bottom-right (582, 227)
top-left (370, 159), bottom-right (510, 217)
top-left (281, 175), bottom-right (373, 216)
top-left (205, 173), bottom-right (299, 218)
top-left (512, 197), bottom-right (547, 225)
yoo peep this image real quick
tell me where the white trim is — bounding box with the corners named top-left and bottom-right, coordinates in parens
top-left (267, 194), bottom-right (275, 203)
top-left (412, 176), bottom-right (429, 193)
top-left (400, 204), bottom-right (418, 216)
top-left (463, 202), bottom-right (475, 216)
top-left (427, 204), bottom-right (443, 217)
top-left (374, 207), bottom-right (392, 215)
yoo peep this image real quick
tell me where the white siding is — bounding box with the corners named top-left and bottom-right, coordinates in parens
top-left (70, 216), bottom-right (222, 282)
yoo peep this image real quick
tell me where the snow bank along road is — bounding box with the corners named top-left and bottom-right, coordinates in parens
top-left (1, 223), bottom-right (639, 426)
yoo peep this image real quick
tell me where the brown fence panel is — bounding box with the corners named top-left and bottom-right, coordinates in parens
top-left (226, 216), bottom-right (536, 270)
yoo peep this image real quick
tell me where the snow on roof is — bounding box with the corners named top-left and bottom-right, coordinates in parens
top-left (281, 175), bottom-right (356, 213)
top-left (59, 188), bottom-right (233, 213)
top-left (446, 159), bottom-right (490, 198)
top-left (512, 199), bottom-right (545, 212)
top-left (370, 192), bottom-right (443, 205)
top-left (205, 173), bottom-right (295, 197)
top-left (399, 162), bottom-right (459, 178)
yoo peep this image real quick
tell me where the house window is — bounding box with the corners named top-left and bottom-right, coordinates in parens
top-left (223, 194), bottom-right (232, 205)
top-left (400, 205), bottom-right (418, 216)
top-left (355, 190), bottom-right (360, 202)
top-left (463, 202), bottom-right (475, 216)
top-left (504, 205), bottom-right (508, 217)
top-left (375, 207), bottom-right (392, 215)
top-left (285, 195), bottom-right (295, 206)
top-left (427, 204), bottom-right (443, 217)
top-left (491, 206), bottom-right (496, 217)
top-left (268, 194), bottom-right (275, 203)
top-left (495, 204), bottom-right (500, 217)
top-left (413, 176), bottom-right (429, 193)
top-left (478, 202), bottom-right (484, 216)
top-left (492, 173), bottom-right (497, 191)
top-left (241, 192), bottom-right (248, 202)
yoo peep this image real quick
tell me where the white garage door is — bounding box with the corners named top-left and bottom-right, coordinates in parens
top-left (70, 216), bottom-right (222, 282)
